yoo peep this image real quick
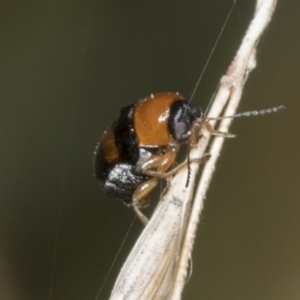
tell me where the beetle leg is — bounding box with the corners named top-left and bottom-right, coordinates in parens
top-left (132, 177), bottom-right (159, 225)
top-left (141, 152), bottom-right (210, 179)
top-left (158, 153), bottom-right (211, 178)
top-left (132, 153), bottom-right (210, 225)
top-left (139, 150), bottom-right (177, 177)
top-left (203, 120), bottom-right (236, 138)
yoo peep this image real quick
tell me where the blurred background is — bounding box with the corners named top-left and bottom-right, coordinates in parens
top-left (0, 0), bottom-right (298, 299)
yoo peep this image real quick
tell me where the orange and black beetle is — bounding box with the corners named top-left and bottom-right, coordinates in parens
top-left (94, 92), bottom-right (205, 224)
top-left (94, 92), bottom-right (285, 224)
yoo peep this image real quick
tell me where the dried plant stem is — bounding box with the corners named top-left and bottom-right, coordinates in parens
top-left (170, 0), bottom-right (277, 298)
top-left (109, 1), bottom-right (277, 299)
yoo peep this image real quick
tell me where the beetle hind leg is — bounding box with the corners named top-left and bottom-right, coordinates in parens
top-left (132, 177), bottom-right (159, 225)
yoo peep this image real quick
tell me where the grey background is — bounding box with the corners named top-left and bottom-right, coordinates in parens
top-left (0, 1), bottom-right (298, 299)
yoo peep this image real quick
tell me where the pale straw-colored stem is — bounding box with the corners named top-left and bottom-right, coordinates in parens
top-left (109, 1), bottom-right (277, 299)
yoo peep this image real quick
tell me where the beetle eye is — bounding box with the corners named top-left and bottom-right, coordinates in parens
top-left (174, 122), bottom-right (189, 139)
top-left (169, 100), bottom-right (202, 144)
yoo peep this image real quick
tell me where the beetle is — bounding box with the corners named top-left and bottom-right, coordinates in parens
top-left (93, 92), bottom-right (211, 225)
top-left (94, 92), bottom-right (285, 224)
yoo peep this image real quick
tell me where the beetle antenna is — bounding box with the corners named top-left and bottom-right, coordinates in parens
top-left (206, 105), bottom-right (286, 121)
top-left (186, 150), bottom-right (191, 188)
top-left (189, 0), bottom-right (236, 104)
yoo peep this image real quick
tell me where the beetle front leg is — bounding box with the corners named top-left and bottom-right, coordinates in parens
top-left (204, 120), bottom-right (236, 138)
top-left (139, 150), bottom-right (177, 178)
